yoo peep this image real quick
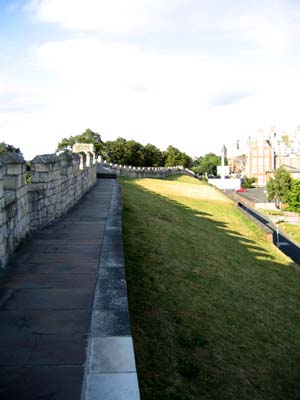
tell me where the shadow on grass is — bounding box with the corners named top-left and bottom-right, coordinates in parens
top-left (120, 177), bottom-right (300, 400)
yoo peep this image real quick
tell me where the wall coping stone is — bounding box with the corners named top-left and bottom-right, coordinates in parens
top-left (31, 154), bottom-right (58, 164)
top-left (0, 152), bottom-right (25, 164)
top-left (58, 151), bottom-right (74, 162)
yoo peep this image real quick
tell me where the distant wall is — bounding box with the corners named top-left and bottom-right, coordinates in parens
top-left (97, 159), bottom-right (196, 179)
top-left (0, 150), bottom-right (97, 269)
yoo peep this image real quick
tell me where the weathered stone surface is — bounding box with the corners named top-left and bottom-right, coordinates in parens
top-left (89, 337), bottom-right (136, 373)
top-left (31, 153), bottom-right (58, 164)
top-left (0, 152), bottom-right (24, 164)
top-left (85, 373), bottom-right (140, 400)
top-left (0, 366), bottom-right (83, 400)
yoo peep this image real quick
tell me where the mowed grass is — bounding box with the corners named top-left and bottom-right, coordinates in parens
top-left (279, 222), bottom-right (300, 245)
top-left (120, 175), bottom-right (300, 400)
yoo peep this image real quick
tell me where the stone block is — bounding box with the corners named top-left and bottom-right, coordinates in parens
top-left (7, 163), bottom-right (23, 175)
top-left (37, 172), bottom-right (50, 182)
top-left (0, 212), bottom-right (6, 226)
top-left (85, 373), bottom-right (140, 400)
top-left (0, 152), bottom-right (24, 165)
top-left (29, 183), bottom-right (47, 191)
top-left (3, 175), bottom-right (22, 190)
top-left (16, 186), bottom-right (28, 199)
top-left (90, 337), bottom-right (136, 374)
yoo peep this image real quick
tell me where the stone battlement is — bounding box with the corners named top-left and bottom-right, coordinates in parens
top-left (97, 158), bottom-right (196, 178)
top-left (0, 149), bottom-right (97, 269)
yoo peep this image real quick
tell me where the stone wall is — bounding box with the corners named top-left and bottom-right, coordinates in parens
top-left (0, 149), bottom-right (97, 269)
top-left (97, 159), bottom-right (196, 179)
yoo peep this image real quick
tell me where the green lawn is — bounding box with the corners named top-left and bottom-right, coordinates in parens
top-left (120, 175), bottom-right (300, 400)
top-left (279, 222), bottom-right (300, 245)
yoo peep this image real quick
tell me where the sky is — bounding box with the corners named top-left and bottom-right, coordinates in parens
top-left (1, 0), bottom-right (300, 160)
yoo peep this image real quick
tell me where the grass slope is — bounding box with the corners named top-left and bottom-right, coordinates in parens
top-left (120, 175), bottom-right (300, 400)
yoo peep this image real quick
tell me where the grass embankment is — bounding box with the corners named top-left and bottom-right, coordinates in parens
top-left (279, 222), bottom-right (300, 244)
top-left (120, 175), bottom-right (300, 400)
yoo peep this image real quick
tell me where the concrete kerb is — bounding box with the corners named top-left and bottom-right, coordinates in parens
top-left (82, 180), bottom-right (140, 400)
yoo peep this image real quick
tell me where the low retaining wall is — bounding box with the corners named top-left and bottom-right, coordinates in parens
top-left (97, 160), bottom-right (196, 179)
top-left (82, 180), bottom-right (140, 400)
top-left (237, 202), bottom-right (274, 243)
top-left (0, 150), bottom-right (97, 269)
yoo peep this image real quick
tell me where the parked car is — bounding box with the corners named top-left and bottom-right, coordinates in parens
top-left (236, 188), bottom-right (247, 193)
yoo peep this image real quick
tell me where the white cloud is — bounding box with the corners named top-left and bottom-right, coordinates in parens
top-left (2, 35), bottom-right (299, 160)
top-left (2, 1), bottom-right (300, 161)
top-left (27, 0), bottom-right (300, 56)
top-left (29, 0), bottom-right (164, 33)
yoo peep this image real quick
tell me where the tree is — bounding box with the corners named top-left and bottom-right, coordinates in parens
top-left (164, 146), bottom-right (192, 168)
top-left (194, 153), bottom-right (221, 176)
top-left (287, 179), bottom-right (300, 212)
top-left (56, 128), bottom-right (104, 155)
top-left (0, 142), bottom-right (21, 156)
top-left (266, 167), bottom-right (292, 208)
top-left (143, 143), bottom-right (164, 167)
top-left (104, 138), bottom-right (145, 166)
top-left (242, 176), bottom-right (256, 188)
top-left (124, 140), bottom-right (145, 166)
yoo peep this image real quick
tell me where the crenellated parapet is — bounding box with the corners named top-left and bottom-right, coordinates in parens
top-left (0, 146), bottom-right (97, 269)
top-left (97, 159), bottom-right (196, 179)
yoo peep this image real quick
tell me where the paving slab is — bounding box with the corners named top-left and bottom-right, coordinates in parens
top-left (7, 261), bottom-right (99, 274)
top-left (1, 288), bottom-right (94, 309)
top-left (90, 337), bottom-right (136, 373)
top-left (0, 309), bottom-right (91, 335)
top-left (0, 366), bottom-right (83, 400)
top-left (85, 373), bottom-right (140, 400)
top-left (91, 310), bottom-right (131, 337)
top-left (4, 273), bottom-right (96, 288)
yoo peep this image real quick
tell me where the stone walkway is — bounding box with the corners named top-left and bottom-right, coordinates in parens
top-left (0, 179), bottom-right (140, 400)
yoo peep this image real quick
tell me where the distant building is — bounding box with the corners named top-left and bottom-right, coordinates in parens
top-left (275, 154), bottom-right (300, 170)
top-left (227, 126), bottom-right (300, 185)
top-left (266, 165), bottom-right (300, 180)
top-left (227, 155), bottom-right (246, 176)
top-left (264, 126), bottom-right (300, 181)
top-left (247, 137), bottom-right (274, 186)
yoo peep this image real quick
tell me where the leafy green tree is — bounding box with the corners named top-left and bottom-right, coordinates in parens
top-left (194, 153), bottom-right (221, 176)
top-left (266, 167), bottom-right (292, 208)
top-left (0, 142), bottom-right (21, 156)
top-left (143, 143), bottom-right (164, 167)
top-left (104, 138), bottom-right (145, 166)
top-left (164, 146), bottom-right (192, 168)
top-left (242, 176), bottom-right (256, 188)
top-left (125, 140), bottom-right (145, 166)
top-left (56, 128), bottom-right (104, 155)
top-left (104, 137), bottom-right (127, 164)
top-left (287, 179), bottom-right (300, 212)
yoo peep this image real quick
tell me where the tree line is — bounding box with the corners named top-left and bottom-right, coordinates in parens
top-left (0, 128), bottom-right (223, 175)
top-left (266, 167), bottom-right (300, 212)
top-left (56, 129), bottom-right (192, 168)
top-left (56, 128), bottom-right (222, 173)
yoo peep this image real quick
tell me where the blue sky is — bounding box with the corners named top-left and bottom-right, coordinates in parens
top-left (1, 0), bottom-right (300, 159)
